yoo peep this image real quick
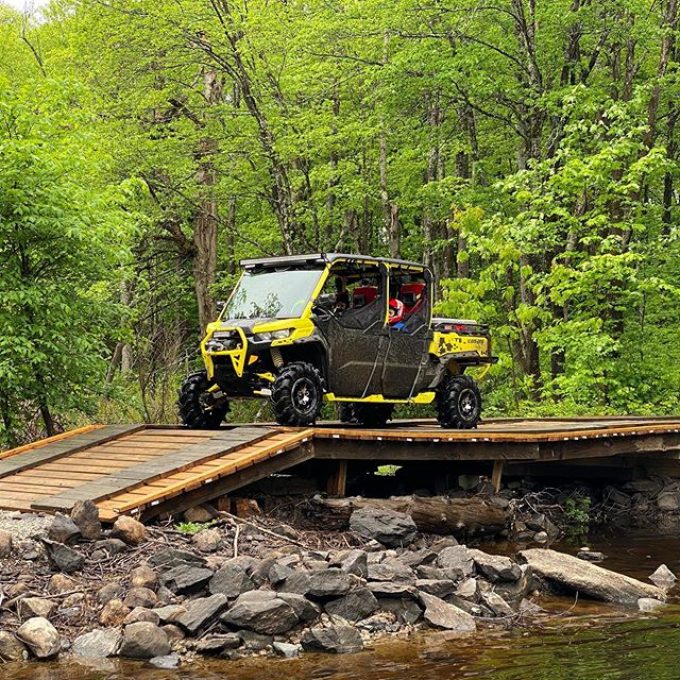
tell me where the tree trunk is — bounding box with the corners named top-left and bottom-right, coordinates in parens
top-left (311, 495), bottom-right (509, 537)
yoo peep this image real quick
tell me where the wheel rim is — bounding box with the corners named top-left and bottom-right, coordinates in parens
top-left (291, 377), bottom-right (317, 416)
top-left (458, 388), bottom-right (478, 421)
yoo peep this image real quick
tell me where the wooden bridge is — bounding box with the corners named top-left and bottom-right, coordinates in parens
top-left (1, 417), bottom-right (679, 522)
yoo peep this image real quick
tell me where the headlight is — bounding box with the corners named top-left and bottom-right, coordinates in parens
top-left (253, 329), bottom-right (291, 342)
top-left (272, 329), bottom-right (291, 339)
top-left (253, 332), bottom-right (272, 342)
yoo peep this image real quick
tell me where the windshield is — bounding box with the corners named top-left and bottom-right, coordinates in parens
top-left (222, 268), bottom-right (324, 320)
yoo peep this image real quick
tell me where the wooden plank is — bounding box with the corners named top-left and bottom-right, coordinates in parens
top-left (491, 460), bottom-right (504, 493)
top-left (326, 461), bottom-right (347, 496)
top-left (0, 425), bottom-right (102, 460)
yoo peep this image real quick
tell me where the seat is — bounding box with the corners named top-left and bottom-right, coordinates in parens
top-left (352, 286), bottom-right (378, 309)
top-left (399, 282), bottom-right (426, 314)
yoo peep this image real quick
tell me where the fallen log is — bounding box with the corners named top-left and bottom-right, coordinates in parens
top-left (310, 495), bottom-right (509, 536)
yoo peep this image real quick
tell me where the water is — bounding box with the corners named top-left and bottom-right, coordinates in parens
top-left (4, 532), bottom-right (680, 680)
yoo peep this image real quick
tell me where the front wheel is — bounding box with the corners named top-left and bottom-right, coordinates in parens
top-left (436, 374), bottom-right (482, 429)
top-left (271, 362), bottom-right (324, 426)
top-left (178, 371), bottom-right (229, 429)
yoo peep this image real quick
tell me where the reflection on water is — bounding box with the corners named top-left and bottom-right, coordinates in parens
top-left (3, 532), bottom-right (680, 680)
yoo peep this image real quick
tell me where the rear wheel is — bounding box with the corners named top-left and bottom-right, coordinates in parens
top-left (337, 402), bottom-right (394, 427)
top-left (271, 362), bottom-right (324, 426)
top-left (178, 371), bottom-right (229, 429)
top-left (436, 374), bottom-right (481, 429)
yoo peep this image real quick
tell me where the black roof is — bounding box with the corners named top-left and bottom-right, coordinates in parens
top-left (240, 253), bottom-right (427, 271)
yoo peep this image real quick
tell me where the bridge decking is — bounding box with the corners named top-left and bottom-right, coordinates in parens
top-left (0, 417), bottom-right (679, 522)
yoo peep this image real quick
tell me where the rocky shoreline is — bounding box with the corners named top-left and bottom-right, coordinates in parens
top-left (0, 492), bottom-right (675, 670)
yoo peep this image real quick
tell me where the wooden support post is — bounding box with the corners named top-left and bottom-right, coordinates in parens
top-left (326, 461), bottom-right (347, 496)
top-left (491, 460), bottom-right (504, 493)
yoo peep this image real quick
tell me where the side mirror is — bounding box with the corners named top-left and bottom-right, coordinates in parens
top-left (216, 300), bottom-right (226, 313)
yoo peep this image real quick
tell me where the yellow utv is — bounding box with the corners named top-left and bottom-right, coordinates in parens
top-left (178, 253), bottom-right (495, 429)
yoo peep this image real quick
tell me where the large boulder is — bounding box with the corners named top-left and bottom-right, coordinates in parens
top-left (418, 592), bottom-right (476, 632)
top-left (436, 546), bottom-right (474, 579)
top-left (111, 516), bottom-right (147, 546)
top-left (277, 592), bottom-right (321, 623)
top-left (349, 508), bottom-right (417, 548)
top-left (70, 500), bottom-right (102, 541)
top-left (469, 549), bottom-right (522, 582)
top-left (221, 591), bottom-right (298, 635)
top-left (176, 594), bottom-right (229, 636)
top-left (16, 617), bottom-right (61, 659)
top-left (519, 548), bottom-right (665, 605)
top-left (209, 560), bottom-right (255, 598)
top-left (118, 622), bottom-right (171, 659)
top-left (71, 629), bottom-right (122, 658)
top-left (325, 588), bottom-right (379, 622)
top-left (301, 626), bottom-right (363, 654)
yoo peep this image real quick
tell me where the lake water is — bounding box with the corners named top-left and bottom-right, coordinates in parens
top-left (3, 531), bottom-right (679, 680)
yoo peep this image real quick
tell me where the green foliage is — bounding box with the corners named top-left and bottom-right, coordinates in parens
top-left (174, 520), bottom-right (216, 535)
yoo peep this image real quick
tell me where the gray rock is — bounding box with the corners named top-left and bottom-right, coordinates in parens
top-left (324, 588), bottom-right (379, 622)
top-left (17, 597), bottom-right (55, 619)
top-left (367, 559), bottom-right (414, 583)
top-left (301, 625), bottom-right (364, 654)
top-left (0, 631), bottom-right (28, 661)
top-left (123, 587), bottom-right (157, 609)
top-left (534, 531), bottom-right (549, 543)
top-left (577, 550), bottom-right (606, 562)
top-left (469, 549), bottom-right (521, 582)
top-left (160, 564), bottom-right (214, 594)
top-left (130, 565), bottom-right (157, 590)
top-left (70, 500), bottom-right (102, 541)
top-left (98, 582), bottom-right (124, 605)
top-left (16, 617), bottom-right (61, 659)
top-left (221, 591), bottom-right (298, 635)
top-left (94, 538), bottom-right (128, 555)
top-left (71, 628), bottom-right (122, 658)
top-left (152, 604), bottom-right (188, 624)
top-left (368, 581), bottom-right (417, 598)
top-left (519, 548), bottom-right (665, 605)
top-left (415, 579), bottom-right (456, 598)
top-left (118, 622), bottom-right (170, 659)
top-left (418, 592), bottom-right (476, 631)
top-left (380, 597), bottom-right (423, 624)
top-left (192, 528), bottom-right (222, 553)
top-left (123, 608), bottom-right (160, 626)
top-left (492, 567), bottom-right (532, 605)
top-left (657, 492), bottom-right (680, 511)
top-left (650, 564), bottom-right (676, 586)
top-left (399, 549), bottom-right (437, 569)
top-left (455, 578), bottom-right (478, 601)
top-left (209, 560), bottom-right (255, 598)
top-left (436, 546), bottom-right (474, 578)
top-left (99, 600), bottom-right (131, 627)
top-left (273, 641), bottom-right (301, 658)
top-left (337, 549), bottom-right (369, 578)
top-left (307, 568), bottom-right (359, 598)
top-left (194, 633), bottom-right (241, 655)
top-left (268, 562), bottom-right (293, 586)
top-left (43, 539), bottom-right (84, 574)
top-left (48, 514), bottom-right (80, 544)
top-left (480, 591), bottom-right (514, 616)
top-left (638, 597), bottom-right (666, 612)
top-left (176, 594), bottom-right (229, 635)
top-left (277, 592), bottom-right (321, 623)
top-left (238, 630), bottom-right (274, 651)
top-left (279, 571), bottom-right (311, 594)
top-left (149, 548), bottom-right (206, 569)
top-left (149, 652), bottom-right (181, 669)
top-left (349, 507), bottom-right (417, 548)
top-left (0, 530), bottom-right (13, 558)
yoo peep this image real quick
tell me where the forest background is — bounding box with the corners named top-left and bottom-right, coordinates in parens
top-left (1, 0), bottom-right (679, 446)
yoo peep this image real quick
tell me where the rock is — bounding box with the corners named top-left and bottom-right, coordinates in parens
top-left (0, 530), bottom-right (13, 558)
top-left (71, 629), bottom-right (122, 658)
top-left (534, 531), bottom-right (548, 543)
top-left (43, 539), bottom-right (84, 574)
top-left (48, 513), bottom-right (80, 544)
top-left (380, 597), bottom-right (423, 624)
top-left (337, 549), bottom-right (369, 578)
top-left (577, 550), bottom-right (606, 562)
top-left (273, 641), bottom-right (301, 658)
top-left (162, 624), bottom-right (185, 642)
top-left (70, 500), bottom-right (102, 541)
top-left (99, 599), bottom-right (131, 626)
top-left (130, 565), bottom-right (157, 590)
top-left (183, 505), bottom-right (217, 523)
top-left (268, 562), bottom-right (293, 586)
top-left (324, 588), bottom-right (379, 622)
top-left (367, 559), bottom-right (414, 582)
top-left (18, 597), bottom-right (55, 619)
top-left (94, 538), bottom-right (128, 555)
top-left (124, 587), bottom-right (157, 609)
top-left (152, 604), bottom-right (188, 624)
top-left (650, 564), bottom-right (676, 586)
top-left (469, 549), bottom-right (521, 582)
top-left (418, 592), bottom-right (476, 632)
top-left (519, 548), bottom-right (665, 605)
top-left (176, 594), bottom-right (228, 636)
top-left (209, 561), bottom-right (255, 598)
top-left (638, 597), bottom-right (666, 612)
top-left (455, 578), bottom-right (478, 601)
top-left (149, 548), bottom-right (206, 569)
top-left (111, 516), bottom-right (147, 546)
top-left (221, 591), bottom-right (298, 635)
top-left (458, 474), bottom-right (481, 491)
top-left (399, 549), bottom-right (437, 569)
top-left (480, 591), bottom-right (514, 617)
top-left (98, 582), bottom-right (124, 605)
top-left (657, 492), bottom-right (680, 511)
top-left (307, 568), bottom-right (360, 599)
top-left (0, 631), bottom-right (28, 661)
top-left (124, 607), bottom-right (160, 626)
top-left (238, 630), bottom-right (273, 651)
top-left (48, 573), bottom-right (78, 595)
top-left (349, 507), bottom-right (417, 548)
top-left (118, 622), bottom-right (170, 659)
top-left (436, 546), bottom-right (475, 578)
top-left (301, 625), bottom-right (364, 654)
top-left (415, 579), bottom-right (456, 599)
top-left (194, 633), bottom-right (241, 655)
top-left (149, 652), bottom-right (181, 669)
top-left (160, 564), bottom-right (214, 594)
top-left (277, 592), bottom-right (321, 623)
top-left (368, 581), bottom-right (417, 599)
top-left (493, 567), bottom-right (532, 605)
top-left (192, 528), bottom-right (222, 553)
top-left (279, 571), bottom-right (311, 595)
top-left (16, 617), bottom-right (61, 659)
